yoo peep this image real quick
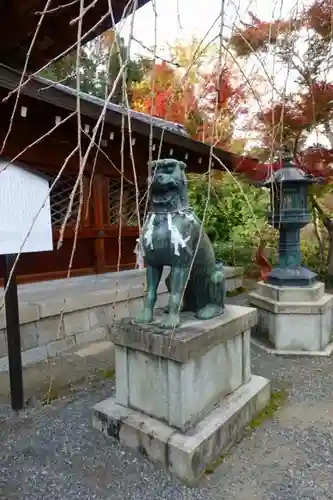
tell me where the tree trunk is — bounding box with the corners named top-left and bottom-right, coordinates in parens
top-left (312, 205), bottom-right (326, 273)
top-left (311, 196), bottom-right (333, 286)
top-left (327, 235), bottom-right (333, 287)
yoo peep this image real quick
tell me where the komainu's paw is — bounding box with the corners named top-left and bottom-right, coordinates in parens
top-left (212, 270), bottom-right (224, 284)
top-left (135, 308), bottom-right (154, 324)
top-left (196, 304), bottom-right (224, 320)
top-left (159, 313), bottom-right (180, 330)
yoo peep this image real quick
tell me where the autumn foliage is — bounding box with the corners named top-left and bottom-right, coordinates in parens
top-left (228, 1), bottom-right (333, 183)
top-left (308, 0), bottom-right (333, 39)
top-left (256, 82), bottom-right (333, 148)
top-left (131, 61), bottom-right (200, 130)
top-left (229, 0), bottom-right (333, 278)
top-left (229, 12), bottom-right (300, 57)
top-left (131, 55), bottom-right (246, 150)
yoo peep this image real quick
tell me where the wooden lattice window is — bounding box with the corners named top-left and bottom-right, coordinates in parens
top-left (33, 169), bottom-right (83, 227)
top-left (108, 178), bottom-right (147, 226)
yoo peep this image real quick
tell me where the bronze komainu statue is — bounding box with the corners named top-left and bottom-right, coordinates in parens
top-left (135, 158), bottom-right (225, 329)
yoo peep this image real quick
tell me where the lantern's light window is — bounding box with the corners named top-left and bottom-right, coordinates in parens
top-left (282, 194), bottom-right (293, 209)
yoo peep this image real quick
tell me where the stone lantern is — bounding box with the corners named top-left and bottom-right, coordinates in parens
top-left (262, 153), bottom-right (317, 286)
top-left (249, 152), bottom-right (333, 354)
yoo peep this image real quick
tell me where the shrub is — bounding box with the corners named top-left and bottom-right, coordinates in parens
top-left (188, 172), bottom-right (322, 277)
top-left (188, 173), bottom-right (269, 270)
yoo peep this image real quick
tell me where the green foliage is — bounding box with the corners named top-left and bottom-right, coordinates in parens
top-left (40, 36), bottom-right (151, 104)
top-left (301, 236), bottom-right (327, 277)
top-left (106, 36), bottom-right (152, 103)
top-left (188, 173), bottom-right (270, 268)
top-left (188, 173), bottom-right (268, 240)
top-left (40, 49), bottom-right (102, 95)
top-left (188, 173), bottom-right (322, 275)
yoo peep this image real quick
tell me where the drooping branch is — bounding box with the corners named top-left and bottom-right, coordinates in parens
top-left (311, 195), bottom-right (333, 232)
top-left (311, 201), bottom-right (326, 270)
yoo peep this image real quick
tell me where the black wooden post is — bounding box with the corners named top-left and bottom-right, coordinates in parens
top-left (3, 254), bottom-right (24, 411)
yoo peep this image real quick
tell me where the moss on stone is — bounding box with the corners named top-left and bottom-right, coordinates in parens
top-left (204, 388), bottom-right (287, 475)
top-left (40, 382), bottom-right (75, 405)
top-left (204, 455), bottom-right (226, 474)
top-left (93, 367), bottom-right (115, 380)
top-left (225, 286), bottom-right (247, 297)
top-left (247, 388), bottom-right (287, 430)
top-left (101, 368), bottom-right (115, 379)
top-left (40, 367), bottom-right (115, 405)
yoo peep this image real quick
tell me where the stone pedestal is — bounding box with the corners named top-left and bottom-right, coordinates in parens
top-left (92, 306), bottom-right (270, 485)
top-left (249, 281), bottom-right (333, 354)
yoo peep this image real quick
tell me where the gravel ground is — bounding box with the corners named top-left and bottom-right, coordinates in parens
top-left (1, 346), bottom-right (333, 500)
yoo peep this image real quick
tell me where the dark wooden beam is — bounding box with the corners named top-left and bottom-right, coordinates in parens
top-left (0, 0), bottom-right (151, 71)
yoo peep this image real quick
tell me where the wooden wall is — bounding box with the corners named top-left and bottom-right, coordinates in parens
top-left (0, 92), bottom-right (150, 284)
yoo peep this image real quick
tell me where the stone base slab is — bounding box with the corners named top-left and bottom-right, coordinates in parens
top-left (92, 374), bottom-right (270, 486)
top-left (255, 280), bottom-right (325, 303)
top-left (252, 337), bottom-right (333, 357)
top-left (249, 281), bottom-right (333, 352)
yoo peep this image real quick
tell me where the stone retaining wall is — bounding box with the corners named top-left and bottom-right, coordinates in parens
top-left (0, 266), bottom-right (243, 372)
top-left (224, 266), bottom-right (244, 292)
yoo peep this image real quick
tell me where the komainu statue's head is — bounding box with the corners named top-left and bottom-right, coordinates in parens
top-left (148, 158), bottom-right (188, 212)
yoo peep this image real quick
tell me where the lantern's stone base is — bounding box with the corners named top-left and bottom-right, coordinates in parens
top-left (249, 281), bottom-right (333, 354)
top-left (265, 266), bottom-right (317, 287)
top-left (92, 306), bottom-right (271, 485)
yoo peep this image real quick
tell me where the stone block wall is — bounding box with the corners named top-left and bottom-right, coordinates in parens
top-left (0, 266), bottom-right (244, 372)
top-left (0, 282), bottom-right (168, 372)
top-left (224, 266), bottom-right (244, 292)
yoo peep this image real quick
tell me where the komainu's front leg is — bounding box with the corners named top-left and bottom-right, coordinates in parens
top-left (135, 266), bottom-right (162, 324)
top-left (159, 266), bottom-right (190, 329)
top-left (163, 271), bottom-right (186, 313)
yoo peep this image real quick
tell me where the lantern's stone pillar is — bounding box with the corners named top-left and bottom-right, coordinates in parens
top-left (92, 307), bottom-right (270, 485)
top-left (250, 154), bottom-right (333, 354)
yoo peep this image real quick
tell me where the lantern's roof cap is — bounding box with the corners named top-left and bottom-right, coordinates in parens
top-left (262, 160), bottom-right (317, 186)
